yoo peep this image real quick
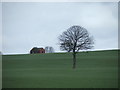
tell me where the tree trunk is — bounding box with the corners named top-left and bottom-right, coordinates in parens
top-left (73, 52), bottom-right (76, 69)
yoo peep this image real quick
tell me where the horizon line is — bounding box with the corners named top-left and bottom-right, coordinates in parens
top-left (2, 48), bottom-right (119, 55)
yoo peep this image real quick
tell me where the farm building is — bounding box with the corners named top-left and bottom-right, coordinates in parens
top-left (30, 47), bottom-right (45, 54)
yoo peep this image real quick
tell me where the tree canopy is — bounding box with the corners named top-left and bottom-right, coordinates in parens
top-left (59, 25), bottom-right (94, 69)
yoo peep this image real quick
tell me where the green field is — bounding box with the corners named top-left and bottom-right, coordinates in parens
top-left (2, 50), bottom-right (118, 88)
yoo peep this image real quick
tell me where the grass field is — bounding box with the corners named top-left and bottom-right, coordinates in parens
top-left (2, 50), bottom-right (118, 88)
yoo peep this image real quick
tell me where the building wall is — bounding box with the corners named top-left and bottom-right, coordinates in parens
top-left (38, 49), bottom-right (45, 53)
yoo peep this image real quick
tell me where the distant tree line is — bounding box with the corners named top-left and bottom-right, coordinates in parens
top-left (45, 46), bottom-right (54, 53)
top-left (0, 51), bottom-right (2, 55)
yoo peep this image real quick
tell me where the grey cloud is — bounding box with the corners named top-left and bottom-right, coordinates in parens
top-left (2, 2), bottom-right (118, 54)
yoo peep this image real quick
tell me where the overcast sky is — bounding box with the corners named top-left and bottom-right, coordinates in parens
top-left (2, 2), bottom-right (118, 54)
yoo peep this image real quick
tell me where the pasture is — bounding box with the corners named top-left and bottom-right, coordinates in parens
top-left (2, 50), bottom-right (118, 88)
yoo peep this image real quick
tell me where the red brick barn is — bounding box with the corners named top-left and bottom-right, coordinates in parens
top-left (38, 48), bottom-right (45, 53)
top-left (30, 47), bottom-right (45, 54)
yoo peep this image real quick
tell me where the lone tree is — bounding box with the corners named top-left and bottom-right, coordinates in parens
top-left (58, 25), bottom-right (94, 69)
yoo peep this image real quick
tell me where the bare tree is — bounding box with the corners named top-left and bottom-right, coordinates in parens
top-left (49, 47), bottom-right (54, 53)
top-left (45, 46), bottom-right (54, 53)
top-left (0, 51), bottom-right (2, 55)
top-left (58, 25), bottom-right (94, 69)
top-left (45, 47), bottom-right (49, 53)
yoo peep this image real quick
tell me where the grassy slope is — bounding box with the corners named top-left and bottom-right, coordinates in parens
top-left (2, 50), bottom-right (118, 88)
